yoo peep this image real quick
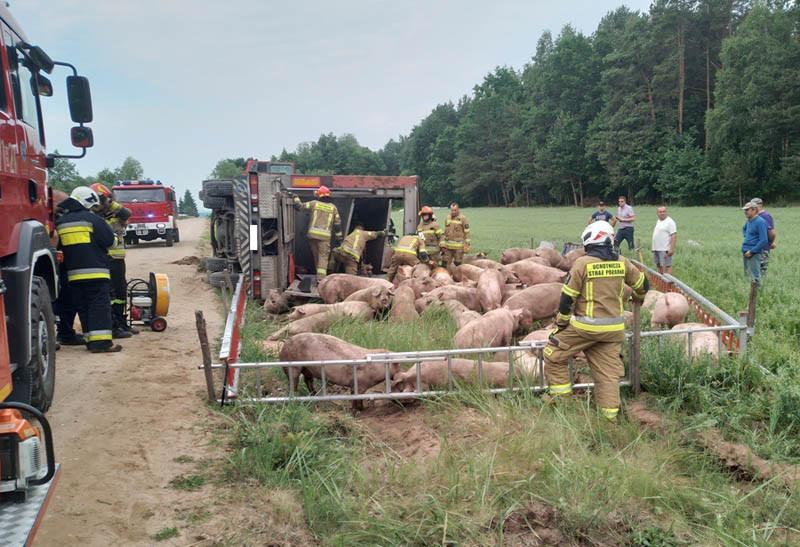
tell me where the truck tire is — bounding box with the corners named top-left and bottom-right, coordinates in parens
top-left (202, 257), bottom-right (227, 272)
top-left (203, 180), bottom-right (234, 197)
top-left (174, 228), bottom-right (180, 243)
top-left (202, 195), bottom-right (232, 210)
top-left (8, 277), bottom-right (56, 413)
top-left (207, 271), bottom-right (240, 289)
top-left (165, 231), bottom-right (175, 247)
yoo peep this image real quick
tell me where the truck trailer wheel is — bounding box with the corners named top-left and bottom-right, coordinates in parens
top-left (202, 257), bottom-right (227, 272)
top-left (207, 271), bottom-right (240, 289)
top-left (8, 277), bottom-right (56, 413)
top-left (203, 179), bottom-right (234, 197)
top-left (202, 195), bottom-right (232, 210)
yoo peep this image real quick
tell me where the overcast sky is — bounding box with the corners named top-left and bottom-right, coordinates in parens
top-left (12, 0), bottom-right (651, 199)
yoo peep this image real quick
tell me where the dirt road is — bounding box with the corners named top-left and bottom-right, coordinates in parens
top-left (36, 217), bottom-right (228, 545)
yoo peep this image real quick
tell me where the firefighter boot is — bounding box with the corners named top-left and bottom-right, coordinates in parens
top-left (112, 303), bottom-right (133, 339)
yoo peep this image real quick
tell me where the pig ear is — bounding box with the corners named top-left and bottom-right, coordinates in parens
top-left (388, 288), bottom-right (396, 296)
top-left (371, 287), bottom-right (381, 296)
top-left (296, 309), bottom-right (306, 317)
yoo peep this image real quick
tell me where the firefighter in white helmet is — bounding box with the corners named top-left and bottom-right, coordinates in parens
top-left (544, 220), bottom-right (648, 420)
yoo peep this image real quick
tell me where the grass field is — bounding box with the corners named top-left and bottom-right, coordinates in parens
top-left (222, 205), bottom-right (800, 545)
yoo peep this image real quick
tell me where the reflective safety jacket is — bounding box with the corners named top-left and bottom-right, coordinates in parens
top-left (560, 255), bottom-right (646, 334)
top-left (394, 235), bottom-right (424, 257)
top-left (294, 198), bottom-right (342, 241)
top-left (340, 228), bottom-right (379, 261)
top-left (443, 214), bottom-right (470, 249)
top-left (56, 198), bottom-right (115, 283)
top-left (104, 201), bottom-right (130, 260)
top-left (417, 219), bottom-right (443, 254)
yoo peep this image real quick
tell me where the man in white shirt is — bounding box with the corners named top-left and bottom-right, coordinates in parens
top-left (651, 206), bottom-right (677, 274)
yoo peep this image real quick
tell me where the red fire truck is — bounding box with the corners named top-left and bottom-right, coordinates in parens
top-left (0, 5), bottom-right (94, 543)
top-left (114, 179), bottom-right (180, 246)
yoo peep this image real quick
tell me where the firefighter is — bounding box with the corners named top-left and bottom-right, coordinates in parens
top-left (417, 206), bottom-right (443, 265)
top-left (440, 202), bottom-right (470, 269)
top-left (333, 221), bottom-right (385, 275)
top-left (91, 182), bottom-right (137, 338)
top-left (292, 186), bottom-right (342, 280)
top-left (544, 220), bottom-right (648, 421)
top-left (386, 234), bottom-right (428, 282)
top-left (55, 186), bottom-right (122, 353)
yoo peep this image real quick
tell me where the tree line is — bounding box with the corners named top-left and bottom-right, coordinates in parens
top-left (245, 1), bottom-right (798, 207)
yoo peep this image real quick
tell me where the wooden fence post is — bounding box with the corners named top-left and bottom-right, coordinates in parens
top-left (195, 310), bottom-right (216, 402)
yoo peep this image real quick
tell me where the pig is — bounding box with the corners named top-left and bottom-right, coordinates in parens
top-left (502, 282), bottom-right (562, 329)
top-left (268, 301), bottom-right (373, 340)
top-left (641, 290), bottom-right (664, 312)
top-left (317, 274), bottom-right (393, 303)
top-left (506, 261), bottom-right (567, 286)
top-left (501, 283), bottom-right (523, 303)
top-left (415, 285), bottom-right (482, 313)
top-left (439, 299), bottom-right (482, 329)
top-left (516, 256), bottom-right (552, 267)
top-left (453, 263), bottom-right (484, 283)
top-left (343, 285), bottom-right (394, 309)
top-left (671, 322), bottom-right (721, 360)
top-left (394, 265), bottom-right (414, 286)
top-left (521, 325), bottom-right (555, 344)
top-left (431, 267), bottom-right (454, 285)
top-left (263, 289), bottom-right (290, 314)
top-left (652, 293), bottom-right (690, 328)
top-left (461, 252), bottom-right (488, 264)
top-left (558, 248), bottom-right (586, 271)
top-left (533, 247), bottom-right (564, 268)
top-left (471, 258), bottom-right (506, 270)
top-left (287, 301), bottom-right (381, 322)
top-left (392, 358), bottom-right (510, 392)
top-left (398, 276), bottom-right (439, 299)
top-left (412, 263), bottom-right (432, 278)
top-left (389, 284), bottom-right (419, 322)
top-left (279, 333), bottom-right (400, 408)
top-left (477, 268), bottom-right (505, 311)
top-left (454, 308), bottom-right (525, 349)
top-left (500, 248), bottom-right (538, 265)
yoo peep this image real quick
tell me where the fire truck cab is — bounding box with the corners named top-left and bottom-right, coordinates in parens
top-left (114, 180), bottom-right (180, 247)
top-left (0, 3), bottom-right (94, 542)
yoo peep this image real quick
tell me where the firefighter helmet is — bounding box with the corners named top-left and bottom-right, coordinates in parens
top-left (419, 206), bottom-right (434, 216)
top-left (90, 182), bottom-right (112, 198)
top-left (581, 221), bottom-right (615, 247)
top-left (71, 186), bottom-right (101, 210)
top-left (315, 185), bottom-right (331, 197)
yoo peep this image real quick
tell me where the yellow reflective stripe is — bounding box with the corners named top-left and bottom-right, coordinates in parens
top-left (316, 267), bottom-right (327, 275)
top-left (342, 248), bottom-right (360, 259)
top-left (58, 225), bottom-right (93, 235)
top-left (556, 312), bottom-right (571, 323)
top-left (315, 202), bottom-right (334, 212)
top-left (308, 228), bottom-right (331, 238)
top-left (619, 283), bottom-right (624, 315)
top-left (570, 317), bottom-right (625, 333)
top-left (0, 382), bottom-right (11, 401)
top-left (444, 241), bottom-right (464, 249)
top-left (632, 272), bottom-right (645, 290)
top-left (586, 281), bottom-right (594, 318)
top-left (111, 299), bottom-right (127, 305)
top-left (61, 232), bottom-right (91, 245)
top-left (68, 272), bottom-right (111, 282)
top-left (108, 249), bottom-right (126, 258)
top-left (601, 407), bottom-right (619, 420)
top-left (87, 331), bottom-right (112, 341)
top-left (395, 248), bottom-right (418, 255)
top-left (561, 285), bottom-right (580, 298)
top-left (549, 383), bottom-right (573, 395)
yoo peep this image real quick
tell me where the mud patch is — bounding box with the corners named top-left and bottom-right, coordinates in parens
top-left (171, 255), bottom-right (201, 265)
top-left (699, 429), bottom-right (800, 486)
top-left (360, 403), bottom-right (441, 460)
top-left (500, 502), bottom-right (573, 546)
top-left (626, 399), bottom-right (667, 431)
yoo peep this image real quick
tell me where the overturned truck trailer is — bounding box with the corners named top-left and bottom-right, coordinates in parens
top-left (201, 160), bottom-right (418, 299)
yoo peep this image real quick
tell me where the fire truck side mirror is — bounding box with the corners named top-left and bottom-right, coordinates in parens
top-left (66, 75), bottom-right (93, 123)
top-left (19, 42), bottom-right (54, 74)
top-left (70, 126), bottom-right (94, 149)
